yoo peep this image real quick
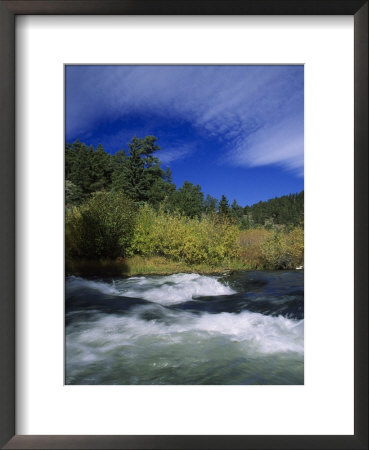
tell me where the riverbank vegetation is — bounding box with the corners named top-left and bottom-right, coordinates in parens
top-left (65, 136), bottom-right (303, 275)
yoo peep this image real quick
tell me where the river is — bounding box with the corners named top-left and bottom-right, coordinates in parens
top-left (65, 270), bottom-right (304, 385)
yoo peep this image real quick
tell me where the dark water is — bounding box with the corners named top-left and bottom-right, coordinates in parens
top-left (65, 271), bottom-right (304, 385)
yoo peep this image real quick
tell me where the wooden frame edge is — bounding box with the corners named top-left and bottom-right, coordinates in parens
top-left (0, 1), bottom-right (367, 449)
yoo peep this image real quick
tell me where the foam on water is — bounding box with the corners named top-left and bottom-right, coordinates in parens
top-left (65, 273), bottom-right (304, 384)
top-left (67, 308), bottom-right (303, 356)
top-left (67, 276), bottom-right (121, 296)
top-left (67, 273), bottom-right (236, 305)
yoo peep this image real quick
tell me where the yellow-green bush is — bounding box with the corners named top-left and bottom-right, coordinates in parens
top-left (65, 206), bottom-right (84, 258)
top-left (130, 204), bottom-right (240, 265)
top-left (285, 226), bottom-right (304, 266)
top-left (239, 227), bottom-right (304, 269)
top-left (239, 228), bottom-right (273, 268)
top-left (65, 191), bottom-right (137, 259)
top-left (261, 227), bottom-right (304, 269)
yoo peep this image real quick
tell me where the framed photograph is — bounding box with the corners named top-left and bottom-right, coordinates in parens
top-left (0, 1), bottom-right (367, 449)
top-left (64, 63), bottom-right (305, 387)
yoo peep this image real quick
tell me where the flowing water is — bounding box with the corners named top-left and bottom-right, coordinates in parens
top-left (65, 271), bottom-right (304, 385)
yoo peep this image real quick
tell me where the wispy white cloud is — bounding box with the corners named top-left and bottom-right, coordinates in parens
top-left (66, 65), bottom-right (304, 175)
top-left (227, 115), bottom-right (304, 176)
top-left (159, 143), bottom-right (195, 165)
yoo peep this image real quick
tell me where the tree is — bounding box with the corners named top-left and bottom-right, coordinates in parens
top-left (163, 167), bottom-right (173, 184)
top-left (203, 194), bottom-right (218, 216)
top-left (243, 191), bottom-right (304, 227)
top-left (230, 199), bottom-right (243, 220)
top-left (90, 144), bottom-right (112, 191)
top-left (147, 178), bottom-right (167, 208)
top-left (218, 194), bottom-right (230, 217)
top-left (114, 136), bottom-right (164, 202)
top-left (65, 142), bottom-right (76, 180)
top-left (65, 180), bottom-right (84, 206)
top-left (175, 181), bottom-right (204, 218)
top-left (111, 149), bottom-right (128, 192)
top-left (123, 136), bottom-right (146, 200)
top-left (68, 140), bottom-right (94, 196)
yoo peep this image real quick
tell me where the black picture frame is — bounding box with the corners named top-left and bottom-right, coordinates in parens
top-left (0, 1), bottom-right (367, 449)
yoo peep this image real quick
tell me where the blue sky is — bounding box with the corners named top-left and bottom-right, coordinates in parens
top-left (65, 65), bottom-right (304, 206)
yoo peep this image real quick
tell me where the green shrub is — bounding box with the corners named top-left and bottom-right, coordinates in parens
top-left (65, 180), bottom-right (84, 206)
top-left (239, 228), bottom-right (272, 268)
top-left (130, 205), bottom-right (240, 265)
top-left (261, 227), bottom-right (304, 269)
top-left (65, 191), bottom-right (137, 259)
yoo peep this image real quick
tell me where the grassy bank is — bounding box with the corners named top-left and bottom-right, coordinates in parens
top-left (65, 255), bottom-right (248, 278)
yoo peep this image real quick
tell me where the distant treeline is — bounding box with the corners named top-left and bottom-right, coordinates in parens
top-left (65, 136), bottom-right (303, 229)
top-left (244, 192), bottom-right (304, 228)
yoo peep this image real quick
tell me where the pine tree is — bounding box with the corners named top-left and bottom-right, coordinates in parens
top-left (218, 194), bottom-right (230, 217)
top-left (111, 149), bottom-right (128, 192)
top-left (164, 167), bottom-right (173, 184)
top-left (203, 194), bottom-right (218, 216)
top-left (65, 180), bottom-right (84, 206)
top-left (111, 136), bottom-right (165, 202)
top-left (69, 140), bottom-right (94, 196)
top-left (65, 142), bottom-right (75, 179)
top-left (90, 144), bottom-right (111, 191)
top-left (230, 199), bottom-right (243, 220)
top-left (243, 191), bottom-right (304, 227)
top-left (175, 181), bottom-right (204, 218)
